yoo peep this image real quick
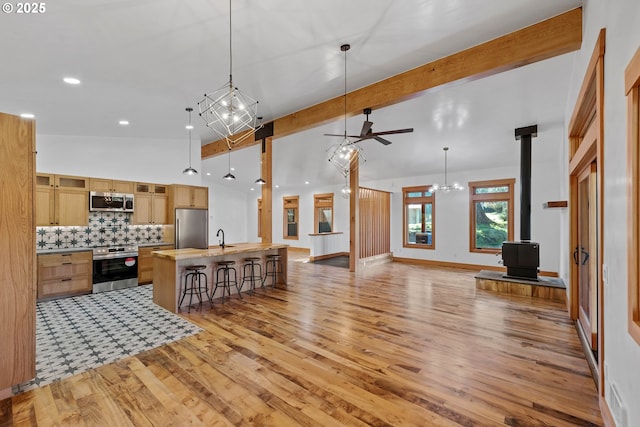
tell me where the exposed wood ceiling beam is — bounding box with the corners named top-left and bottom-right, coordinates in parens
top-left (202, 7), bottom-right (582, 159)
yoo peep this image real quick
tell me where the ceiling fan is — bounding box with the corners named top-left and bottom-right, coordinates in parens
top-left (324, 107), bottom-right (414, 145)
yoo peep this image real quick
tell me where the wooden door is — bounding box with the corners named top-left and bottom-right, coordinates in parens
top-left (35, 187), bottom-right (55, 226)
top-left (576, 162), bottom-right (598, 351)
top-left (152, 194), bottom-right (168, 224)
top-left (192, 186), bottom-right (208, 208)
top-left (112, 180), bottom-right (134, 193)
top-left (132, 193), bottom-right (152, 224)
top-left (0, 112), bottom-right (36, 389)
top-left (56, 189), bottom-right (89, 226)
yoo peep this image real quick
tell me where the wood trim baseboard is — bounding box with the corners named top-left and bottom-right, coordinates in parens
top-left (287, 246), bottom-right (310, 254)
top-left (358, 253), bottom-right (393, 267)
top-left (392, 256), bottom-right (558, 277)
top-left (0, 387), bottom-right (11, 400)
top-left (599, 395), bottom-right (616, 427)
top-left (309, 251), bottom-right (349, 262)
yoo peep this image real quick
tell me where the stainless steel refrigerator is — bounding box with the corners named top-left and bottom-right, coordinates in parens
top-left (175, 208), bottom-right (208, 249)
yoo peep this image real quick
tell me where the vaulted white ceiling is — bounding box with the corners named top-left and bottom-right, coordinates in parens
top-left (0, 0), bottom-right (581, 191)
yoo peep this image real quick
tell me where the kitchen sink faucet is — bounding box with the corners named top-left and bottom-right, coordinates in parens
top-left (216, 228), bottom-right (225, 249)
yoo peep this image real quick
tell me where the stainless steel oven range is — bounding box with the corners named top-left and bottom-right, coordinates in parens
top-left (92, 245), bottom-right (138, 293)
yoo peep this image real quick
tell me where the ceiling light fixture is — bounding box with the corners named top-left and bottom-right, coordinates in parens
top-left (255, 177), bottom-right (266, 185)
top-left (198, 0), bottom-right (262, 149)
top-left (327, 43), bottom-right (365, 177)
top-left (431, 147), bottom-right (464, 193)
top-left (63, 77), bottom-right (81, 85)
top-left (118, 120), bottom-right (129, 126)
top-left (182, 107), bottom-right (198, 175)
top-left (223, 148), bottom-right (236, 180)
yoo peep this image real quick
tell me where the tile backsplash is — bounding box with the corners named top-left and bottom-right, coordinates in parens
top-left (37, 212), bottom-right (166, 250)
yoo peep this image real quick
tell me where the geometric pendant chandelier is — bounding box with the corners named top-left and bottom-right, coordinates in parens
top-left (198, 0), bottom-right (262, 149)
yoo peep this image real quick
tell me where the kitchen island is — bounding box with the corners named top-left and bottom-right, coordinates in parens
top-left (152, 242), bottom-right (288, 313)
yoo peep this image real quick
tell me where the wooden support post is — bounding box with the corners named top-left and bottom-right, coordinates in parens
top-left (261, 137), bottom-right (273, 243)
top-left (349, 152), bottom-right (359, 272)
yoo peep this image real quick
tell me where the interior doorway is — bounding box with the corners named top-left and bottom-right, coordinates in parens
top-left (576, 161), bottom-right (598, 356)
top-left (567, 29), bottom-right (605, 392)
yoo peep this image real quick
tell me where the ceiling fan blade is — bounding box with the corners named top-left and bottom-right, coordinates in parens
top-left (324, 133), bottom-right (362, 138)
top-left (374, 136), bottom-right (393, 145)
top-left (370, 128), bottom-right (414, 136)
top-left (360, 121), bottom-right (373, 137)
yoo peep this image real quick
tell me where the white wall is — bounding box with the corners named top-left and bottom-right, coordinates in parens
top-left (243, 122), bottom-right (564, 274)
top-left (563, 1), bottom-right (640, 425)
top-left (362, 124), bottom-right (565, 274)
top-left (36, 134), bottom-right (203, 186)
top-left (244, 184), bottom-right (351, 250)
top-left (208, 183), bottom-right (249, 245)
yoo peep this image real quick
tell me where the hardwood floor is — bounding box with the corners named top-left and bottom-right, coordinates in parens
top-left (1, 257), bottom-right (603, 426)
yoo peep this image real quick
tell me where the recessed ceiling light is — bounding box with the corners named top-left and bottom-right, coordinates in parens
top-left (63, 77), bottom-right (81, 85)
top-left (305, 181), bottom-right (310, 185)
top-left (275, 184), bottom-right (280, 188)
top-left (250, 188), bottom-right (254, 191)
top-left (206, 172), bottom-right (211, 176)
top-left (230, 167), bottom-right (235, 171)
top-left (185, 124), bottom-right (194, 130)
top-left (119, 120), bottom-right (129, 125)
top-left (20, 113), bottom-right (35, 119)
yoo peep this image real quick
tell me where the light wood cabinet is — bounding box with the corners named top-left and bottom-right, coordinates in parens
top-left (37, 251), bottom-right (93, 300)
top-left (138, 244), bottom-right (173, 284)
top-left (172, 185), bottom-right (208, 209)
top-left (0, 112), bottom-right (36, 389)
top-left (35, 173), bottom-right (89, 226)
top-left (168, 184), bottom-right (208, 224)
top-left (90, 178), bottom-right (134, 193)
top-left (133, 183), bottom-right (169, 224)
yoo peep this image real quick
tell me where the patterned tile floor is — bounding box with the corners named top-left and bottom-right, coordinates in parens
top-left (12, 285), bottom-right (202, 395)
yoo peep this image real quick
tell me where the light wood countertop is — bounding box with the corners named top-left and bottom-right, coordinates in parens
top-left (152, 242), bottom-right (289, 261)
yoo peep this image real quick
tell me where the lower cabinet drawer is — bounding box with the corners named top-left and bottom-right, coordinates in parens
top-left (38, 277), bottom-right (92, 300)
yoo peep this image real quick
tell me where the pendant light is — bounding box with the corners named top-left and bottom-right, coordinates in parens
top-left (431, 147), bottom-right (463, 193)
top-left (223, 148), bottom-right (235, 180)
top-left (198, 0), bottom-right (262, 148)
top-left (327, 43), bottom-right (364, 177)
top-left (182, 107), bottom-right (198, 175)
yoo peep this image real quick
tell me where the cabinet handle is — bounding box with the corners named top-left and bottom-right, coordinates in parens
top-left (61, 254), bottom-right (72, 257)
top-left (62, 262), bottom-right (72, 265)
top-left (61, 278), bottom-right (72, 282)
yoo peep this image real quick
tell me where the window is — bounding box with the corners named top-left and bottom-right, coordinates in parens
top-left (402, 185), bottom-right (435, 249)
top-left (314, 193), bottom-right (333, 233)
top-left (626, 46), bottom-right (640, 345)
top-left (469, 178), bottom-right (515, 253)
top-left (283, 196), bottom-right (298, 240)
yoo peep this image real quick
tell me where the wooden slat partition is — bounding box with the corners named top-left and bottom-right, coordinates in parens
top-left (358, 187), bottom-right (391, 259)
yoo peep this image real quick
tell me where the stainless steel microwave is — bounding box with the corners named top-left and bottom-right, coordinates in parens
top-left (89, 191), bottom-right (134, 212)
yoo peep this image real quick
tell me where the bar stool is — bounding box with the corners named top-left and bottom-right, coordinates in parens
top-left (241, 257), bottom-right (262, 294)
top-left (262, 254), bottom-right (286, 289)
top-left (179, 265), bottom-right (210, 313)
top-left (214, 260), bottom-right (240, 303)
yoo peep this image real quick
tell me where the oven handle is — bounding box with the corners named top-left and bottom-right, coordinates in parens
top-left (93, 253), bottom-right (138, 260)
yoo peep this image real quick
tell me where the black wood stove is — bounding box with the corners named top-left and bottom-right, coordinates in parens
top-left (501, 125), bottom-right (540, 281)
